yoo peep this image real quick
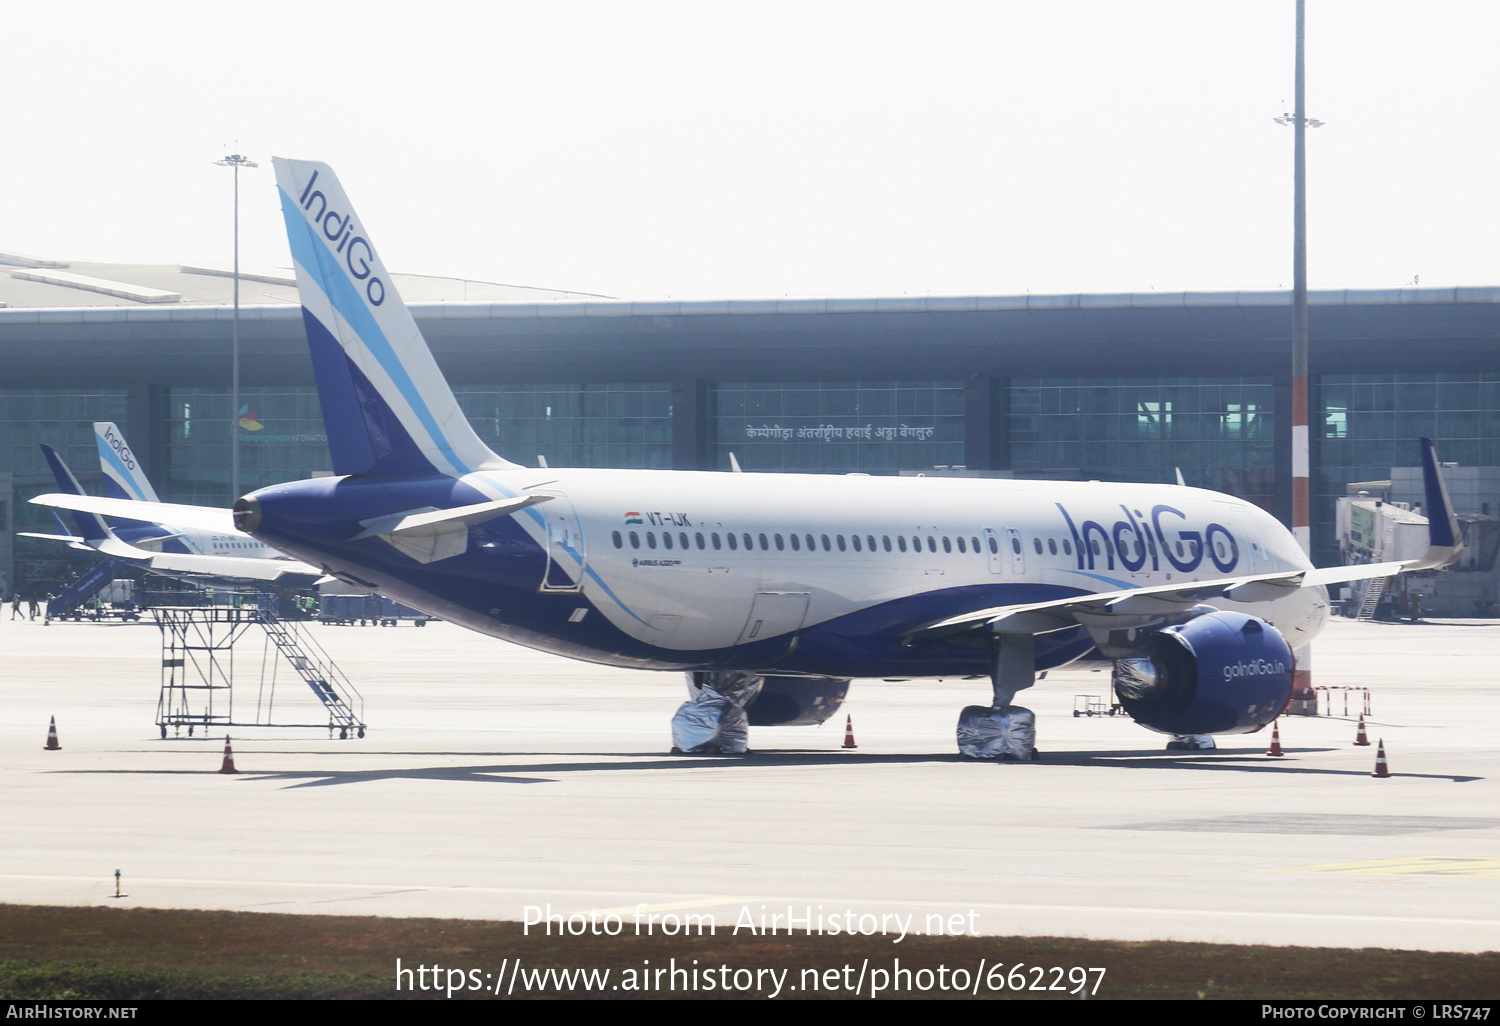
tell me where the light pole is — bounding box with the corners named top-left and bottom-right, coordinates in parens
top-left (215, 151), bottom-right (258, 503)
top-left (1273, 1), bottom-right (1323, 710)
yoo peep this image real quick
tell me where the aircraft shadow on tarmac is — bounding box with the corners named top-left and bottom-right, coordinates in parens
top-left (55, 747), bottom-right (1481, 787)
top-left (1030, 748), bottom-right (1481, 782)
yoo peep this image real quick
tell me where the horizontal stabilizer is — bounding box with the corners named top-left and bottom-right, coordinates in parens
top-left (17, 531), bottom-right (85, 544)
top-left (353, 494), bottom-right (553, 564)
top-left (30, 493), bottom-right (237, 535)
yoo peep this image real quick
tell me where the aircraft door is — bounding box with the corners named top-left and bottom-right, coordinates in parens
top-left (538, 491), bottom-right (586, 593)
top-left (982, 528), bottom-right (1004, 574)
top-left (1005, 528), bottom-right (1026, 574)
top-left (735, 591), bottom-right (811, 658)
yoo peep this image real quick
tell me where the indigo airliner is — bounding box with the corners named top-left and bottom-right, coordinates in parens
top-left (29, 423), bottom-right (318, 583)
top-left (35, 161), bottom-right (1464, 758)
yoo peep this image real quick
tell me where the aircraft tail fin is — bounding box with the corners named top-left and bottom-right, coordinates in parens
top-left (1406, 436), bottom-right (1464, 570)
top-left (271, 158), bottom-right (520, 480)
top-left (94, 422), bottom-right (161, 502)
top-left (49, 510), bottom-right (74, 537)
top-left (40, 444), bottom-right (114, 544)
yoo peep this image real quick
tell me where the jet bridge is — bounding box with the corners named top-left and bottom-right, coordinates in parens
top-left (1337, 476), bottom-right (1500, 618)
top-left (153, 602), bottom-right (365, 738)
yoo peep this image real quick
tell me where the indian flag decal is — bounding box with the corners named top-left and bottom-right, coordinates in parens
top-left (625, 512), bottom-right (643, 525)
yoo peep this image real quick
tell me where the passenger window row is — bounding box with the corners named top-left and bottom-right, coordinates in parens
top-left (611, 529), bottom-right (1003, 555)
top-left (607, 526), bottom-right (1213, 567)
top-left (606, 528), bottom-right (1208, 564)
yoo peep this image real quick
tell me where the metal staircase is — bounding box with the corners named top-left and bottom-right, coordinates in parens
top-left (153, 603), bottom-right (365, 737)
top-left (1355, 577), bottom-right (1387, 621)
top-left (256, 607), bottom-right (365, 737)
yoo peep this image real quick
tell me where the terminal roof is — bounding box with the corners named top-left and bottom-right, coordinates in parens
top-left (0, 255), bottom-right (605, 309)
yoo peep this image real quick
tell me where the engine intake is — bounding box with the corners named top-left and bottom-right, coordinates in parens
top-left (1112, 610), bottom-right (1292, 736)
top-left (687, 673), bottom-right (849, 727)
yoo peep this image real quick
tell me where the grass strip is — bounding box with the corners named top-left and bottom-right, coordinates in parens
top-left (0, 904), bottom-right (1494, 999)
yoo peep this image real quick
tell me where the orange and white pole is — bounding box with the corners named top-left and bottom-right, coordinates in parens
top-left (1288, 0), bottom-right (1316, 712)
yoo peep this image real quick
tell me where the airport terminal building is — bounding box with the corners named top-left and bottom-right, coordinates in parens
top-left (3, 255), bottom-right (1499, 600)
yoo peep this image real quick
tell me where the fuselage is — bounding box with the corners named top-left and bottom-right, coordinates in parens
top-left (244, 469), bottom-right (1327, 679)
top-left (113, 520), bottom-right (284, 560)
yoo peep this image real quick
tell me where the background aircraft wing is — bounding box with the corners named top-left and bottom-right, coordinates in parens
top-left (30, 493), bottom-right (237, 535)
top-left (145, 552), bottom-right (321, 581)
top-left (93, 535), bottom-right (317, 580)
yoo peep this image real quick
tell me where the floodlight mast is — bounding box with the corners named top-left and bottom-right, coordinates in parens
top-left (1273, 0), bottom-right (1323, 709)
top-left (214, 151), bottom-right (258, 505)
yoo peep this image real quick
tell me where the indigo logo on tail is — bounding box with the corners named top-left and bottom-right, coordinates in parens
top-left (297, 169), bottom-right (386, 307)
top-left (103, 425), bottom-right (135, 471)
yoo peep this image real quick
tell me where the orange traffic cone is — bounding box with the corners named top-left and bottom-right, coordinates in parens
top-left (219, 735), bottom-right (238, 774)
top-left (44, 716), bottom-right (61, 751)
top-left (1354, 713), bottom-right (1371, 747)
top-left (1265, 720), bottom-right (1283, 757)
top-left (1371, 739), bottom-right (1390, 778)
top-left (841, 714), bottom-right (857, 750)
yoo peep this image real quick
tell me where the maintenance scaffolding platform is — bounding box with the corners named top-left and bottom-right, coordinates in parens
top-left (153, 604), bottom-right (366, 739)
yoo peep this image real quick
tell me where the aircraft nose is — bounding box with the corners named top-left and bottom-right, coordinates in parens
top-left (232, 496), bottom-right (261, 533)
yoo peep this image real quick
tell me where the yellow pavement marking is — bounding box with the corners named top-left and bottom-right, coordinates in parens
top-left (1273, 856), bottom-right (1500, 879)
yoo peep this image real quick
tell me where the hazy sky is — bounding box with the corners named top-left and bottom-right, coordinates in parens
top-left (4, 1), bottom-right (1497, 299)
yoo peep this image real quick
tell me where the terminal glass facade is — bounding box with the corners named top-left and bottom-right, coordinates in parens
top-left (454, 383), bottom-right (673, 470)
top-left (9, 369), bottom-right (1500, 591)
top-left (1314, 372), bottom-right (1500, 564)
top-left (162, 383), bottom-right (675, 503)
top-left (1009, 378), bottom-right (1276, 509)
top-left (165, 387), bottom-right (330, 506)
top-left (1, 389), bottom-right (129, 587)
top-left (713, 381), bottom-right (965, 473)
top-left (0, 388), bottom-right (127, 480)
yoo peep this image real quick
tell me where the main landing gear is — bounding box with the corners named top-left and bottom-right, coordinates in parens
top-left (1165, 734), bottom-right (1216, 751)
top-left (670, 670), bottom-right (761, 755)
top-left (957, 634), bottom-right (1040, 762)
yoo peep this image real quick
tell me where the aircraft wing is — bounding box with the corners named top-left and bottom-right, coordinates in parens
top-left (914, 563), bottom-right (1410, 639)
top-left (95, 536), bottom-right (318, 580)
top-left (145, 552), bottom-right (320, 581)
top-left (916, 434), bottom-right (1462, 642)
top-left (17, 531), bottom-right (86, 544)
top-left (30, 493), bottom-right (237, 534)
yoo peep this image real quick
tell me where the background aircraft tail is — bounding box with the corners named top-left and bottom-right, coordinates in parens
top-left (40, 444), bottom-right (114, 545)
top-left (94, 422), bottom-right (161, 502)
top-left (271, 158), bottom-right (520, 480)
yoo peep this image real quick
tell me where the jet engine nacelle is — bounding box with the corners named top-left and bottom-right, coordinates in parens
top-left (749, 675), bottom-right (850, 726)
top-left (1111, 610), bottom-right (1292, 736)
top-left (686, 673), bottom-right (850, 726)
